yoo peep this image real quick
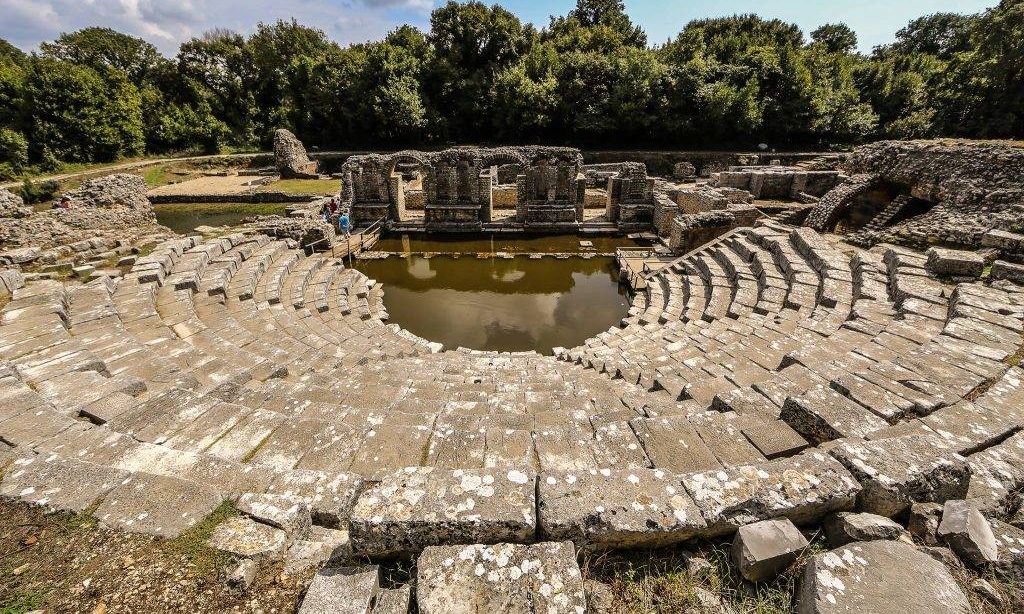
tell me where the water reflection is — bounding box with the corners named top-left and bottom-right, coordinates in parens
top-left (155, 203), bottom-right (290, 234)
top-left (355, 255), bottom-right (630, 354)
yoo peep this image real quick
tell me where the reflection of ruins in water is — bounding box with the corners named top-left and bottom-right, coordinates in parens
top-left (354, 253), bottom-right (630, 354)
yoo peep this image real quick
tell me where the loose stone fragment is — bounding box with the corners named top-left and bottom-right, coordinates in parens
top-left (371, 586), bottom-right (411, 614)
top-left (227, 559), bottom-right (257, 593)
top-left (937, 499), bottom-right (999, 567)
top-left (925, 247), bottom-right (984, 277)
top-left (828, 435), bottom-right (970, 517)
top-left (298, 566), bottom-right (380, 614)
top-left (823, 512), bottom-right (905, 547)
top-left (538, 468), bottom-right (705, 548)
top-left (349, 467), bottom-right (536, 558)
top-left (207, 516), bottom-right (287, 559)
top-left (416, 541), bottom-right (586, 614)
top-left (796, 540), bottom-right (971, 614)
top-left (731, 518), bottom-right (808, 582)
top-left (907, 502), bottom-right (944, 546)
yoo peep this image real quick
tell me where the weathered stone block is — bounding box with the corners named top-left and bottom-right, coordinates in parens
top-left (829, 435), bottom-right (970, 517)
top-left (991, 260), bottom-right (1024, 284)
top-left (796, 540), bottom-right (970, 614)
top-left (823, 512), bottom-right (905, 548)
top-left (682, 450), bottom-right (861, 535)
top-left (937, 499), bottom-right (999, 567)
top-left (925, 247), bottom-right (984, 277)
top-left (416, 541), bottom-right (586, 614)
top-left (299, 566), bottom-right (379, 614)
top-left (350, 467), bottom-right (536, 558)
top-left (207, 515), bottom-right (287, 559)
top-left (538, 468), bottom-right (705, 549)
top-left (731, 518), bottom-right (809, 581)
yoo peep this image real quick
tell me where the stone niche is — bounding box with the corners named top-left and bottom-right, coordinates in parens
top-left (605, 162), bottom-right (656, 231)
top-left (342, 146), bottom-right (586, 230)
top-left (515, 149), bottom-right (586, 228)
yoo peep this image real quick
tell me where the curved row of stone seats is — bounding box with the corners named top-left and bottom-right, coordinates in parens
top-left (565, 223), bottom-right (853, 392)
top-left (140, 234), bottom-right (437, 375)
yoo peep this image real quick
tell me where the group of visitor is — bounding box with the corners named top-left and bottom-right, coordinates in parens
top-left (320, 196), bottom-right (350, 236)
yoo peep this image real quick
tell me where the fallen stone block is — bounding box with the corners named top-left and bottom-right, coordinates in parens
top-left (93, 472), bottom-right (223, 538)
top-left (823, 512), bottom-right (905, 547)
top-left (925, 247), bottom-right (984, 278)
top-left (796, 540), bottom-right (970, 614)
top-left (207, 515), bottom-right (287, 559)
top-left (372, 586), bottom-right (411, 614)
top-left (0, 455), bottom-right (129, 514)
top-left (991, 260), bottom-right (1024, 284)
top-left (682, 450), bottom-right (861, 535)
top-left (416, 541), bottom-right (586, 614)
top-left (829, 434), bottom-right (970, 517)
top-left (731, 518), bottom-right (808, 582)
top-left (538, 468), bottom-right (705, 548)
top-left (937, 499), bottom-right (999, 568)
top-left (299, 566), bottom-right (379, 614)
top-left (350, 467), bottom-right (536, 558)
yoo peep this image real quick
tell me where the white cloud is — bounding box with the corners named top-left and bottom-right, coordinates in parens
top-left (0, 0), bottom-right (438, 55)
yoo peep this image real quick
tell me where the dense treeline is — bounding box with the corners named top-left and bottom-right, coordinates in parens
top-left (0, 0), bottom-right (1022, 179)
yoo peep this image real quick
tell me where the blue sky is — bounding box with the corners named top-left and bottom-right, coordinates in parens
top-left (0, 0), bottom-right (997, 55)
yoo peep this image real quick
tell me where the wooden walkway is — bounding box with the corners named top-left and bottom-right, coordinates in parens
top-left (616, 248), bottom-right (678, 290)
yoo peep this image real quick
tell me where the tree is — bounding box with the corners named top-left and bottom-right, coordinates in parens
top-left (40, 27), bottom-right (163, 85)
top-left (25, 57), bottom-right (144, 162)
top-left (568, 0), bottom-right (646, 47)
top-left (811, 24), bottom-right (858, 54)
top-left (425, 1), bottom-right (532, 140)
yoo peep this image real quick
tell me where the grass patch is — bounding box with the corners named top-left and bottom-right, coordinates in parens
top-left (161, 501), bottom-right (236, 575)
top-left (0, 589), bottom-right (47, 614)
top-left (259, 178), bottom-right (340, 195)
top-left (142, 166), bottom-right (169, 187)
top-left (584, 541), bottom-right (814, 614)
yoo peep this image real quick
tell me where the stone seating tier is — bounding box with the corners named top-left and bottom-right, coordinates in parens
top-left (2, 225), bottom-right (1023, 591)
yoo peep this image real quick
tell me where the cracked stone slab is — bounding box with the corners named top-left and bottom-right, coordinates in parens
top-left (236, 492), bottom-right (311, 535)
top-left (298, 566), bottom-right (380, 614)
top-left (796, 540), bottom-right (970, 614)
top-left (93, 472), bottom-right (223, 538)
top-left (828, 434), bottom-right (970, 517)
top-left (538, 468), bottom-right (705, 549)
top-left (681, 450), bottom-right (861, 536)
top-left (207, 515), bottom-right (287, 559)
top-left (264, 469), bottom-right (362, 529)
top-left (0, 455), bottom-right (129, 513)
top-left (416, 541), bottom-right (586, 614)
top-left (350, 467), bottom-right (537, 558)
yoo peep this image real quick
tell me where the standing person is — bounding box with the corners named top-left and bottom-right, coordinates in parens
top-left (319, 202), bottom-right (331, 223)
top-left (329, 198), bottom-right (338, 215)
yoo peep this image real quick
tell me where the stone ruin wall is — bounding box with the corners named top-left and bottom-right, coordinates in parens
top-left (0, 174), bottom-right (172, 268)
top-left (342, 146), bottom-right (595, 227)
top-left (806, 140), bottom-right (1024, 249)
